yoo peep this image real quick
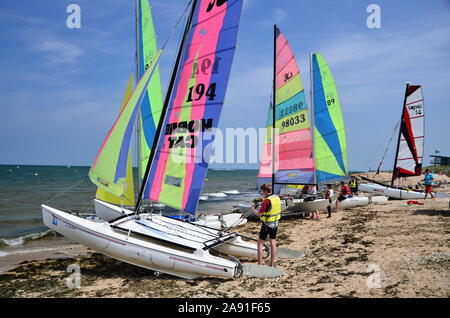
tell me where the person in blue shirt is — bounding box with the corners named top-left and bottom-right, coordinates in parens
top-left (423, 169), bottom-right (435, 199)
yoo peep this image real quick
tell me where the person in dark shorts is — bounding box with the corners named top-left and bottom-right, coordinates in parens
top-left (251, 183), bottom-right (281, 267)
top-left (335, 181), bottom-right (350, 210)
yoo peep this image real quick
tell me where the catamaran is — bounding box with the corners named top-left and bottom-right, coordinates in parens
top-left (92, 0), bottom-right (245, 230)
top-left (256, 25), bottom-right (368, 215)
top-left (42, 0), bottom-right (260, 280)
top-left (359, 84), bottom-right (428, 199)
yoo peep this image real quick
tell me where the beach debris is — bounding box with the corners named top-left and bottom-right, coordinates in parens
top-left (407, 200), bottom-right (424, 205)
top-left (242, 264), bottom-right (285, 278)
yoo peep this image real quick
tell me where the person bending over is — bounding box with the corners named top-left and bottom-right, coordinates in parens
top-left (251, 183), bottom-right (281, 267)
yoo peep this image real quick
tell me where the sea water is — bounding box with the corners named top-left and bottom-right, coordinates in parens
top-left (0, 165), bottom-right (259, 253)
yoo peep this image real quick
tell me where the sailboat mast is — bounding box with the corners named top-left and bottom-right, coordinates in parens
top-left (135, 0), bottom-right (143, 191)
top-left (135, 0), bottom-right (198, 213)
top-left (391, 82), bottom-right (410, 187)
top-left (310, 52), bottom-right (317, 185)
top-left (271, 24), bottom-right (277, 194)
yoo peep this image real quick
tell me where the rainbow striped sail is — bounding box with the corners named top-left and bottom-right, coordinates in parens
top-left (89, 50), bottom-right (162, 197)
top-left (312, 52), bottom-right (348, 183)
top-left (257, 27), bottom-right (314, 192)
top-left (94, 74), bottom-right (136, 206)
top-left (145, 0), bottom-right (244, 214)
top-left (137, 0), bottom-right (164, 198)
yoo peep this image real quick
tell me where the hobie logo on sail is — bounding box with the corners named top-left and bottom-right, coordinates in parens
top-left (165, 119), bottom-right (213, 149)
top-left (206, 0), bottom-right (227, 13)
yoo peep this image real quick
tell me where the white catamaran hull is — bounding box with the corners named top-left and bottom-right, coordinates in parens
top-left (331, 196), bottom-right (370, 210)
top-left (283, 198), bottom-right (330, 213)
top-left (42, 204), bottom-right (258, 279)
top-left (359, 183), bottom-right (427, 200)
top-left (94, 199), bottom-right (247, 230)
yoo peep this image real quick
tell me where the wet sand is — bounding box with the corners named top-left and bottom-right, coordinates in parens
top-left (0, 173), bottom-right (449, 298)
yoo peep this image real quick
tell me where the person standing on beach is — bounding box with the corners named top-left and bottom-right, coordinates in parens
top-left (423, 169), bottom-right (435, 199)
top-left (325, 184), bottom-right (334, 218)
top-left (251, 183), bottom-right (281, 267)
top-left (349, 178), bottom-right (358, 195)
top-left (335, 181), bottom-right (350, 210)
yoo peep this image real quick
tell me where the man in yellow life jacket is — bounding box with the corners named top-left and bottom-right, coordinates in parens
top-left (349, 178), bottom-right (358, 195)
top-left (251, 183), bottom-right (281, 267)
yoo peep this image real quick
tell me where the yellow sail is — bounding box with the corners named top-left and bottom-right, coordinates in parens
top-left (95, 74), bottom-right (135, 206)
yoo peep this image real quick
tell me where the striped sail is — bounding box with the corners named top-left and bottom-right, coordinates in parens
top-left (393, 84), bottom-right (424, 178)
top-left (145, 0), bottom-right (244, 215)
top-left (89, 51), bottom-right (162, 197)
top-left (257, 27), bottom-right (313, 191)
top-left (312, 52), bottom-right (348, 183)
top-left (94, 74), bottom-right (136, 206)
top-left (137, 0), bottom-right (164, 198)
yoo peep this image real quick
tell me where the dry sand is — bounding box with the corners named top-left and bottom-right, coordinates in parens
top-left (0, 174), bottom-right (449, 298)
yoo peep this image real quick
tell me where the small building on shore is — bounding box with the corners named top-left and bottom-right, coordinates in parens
top-left (430, 155), bottom-right (450, 166)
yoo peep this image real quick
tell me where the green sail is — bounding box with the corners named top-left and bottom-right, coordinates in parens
top-left (312, 52), bottom-right (348, 182)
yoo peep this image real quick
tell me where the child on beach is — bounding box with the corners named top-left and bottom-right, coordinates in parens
top-left (325, 184), bottom-right (334, 218)
top-left (423, 169), bottom-right (435, 199)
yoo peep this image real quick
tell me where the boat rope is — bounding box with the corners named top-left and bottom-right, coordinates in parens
top-left (43, 176), bottom-right (89, 205)
top-left (375, 119), bottom-right (401, 174)
top-left (362, 119), bottom-right (400, 173)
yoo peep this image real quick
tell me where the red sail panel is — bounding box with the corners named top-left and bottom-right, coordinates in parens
top-left (394, 85), bottom-right (424, 178)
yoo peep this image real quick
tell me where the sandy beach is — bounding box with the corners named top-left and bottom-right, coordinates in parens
top-left (0, 172), bottom-right (449, 298)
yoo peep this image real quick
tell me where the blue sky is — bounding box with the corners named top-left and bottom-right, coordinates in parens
top-left (0, 0), bottom-right (449, 171)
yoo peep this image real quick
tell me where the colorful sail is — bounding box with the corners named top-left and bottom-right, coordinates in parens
top-left (137, 0), bottom-right (164, 198)
top-left (312, 52), bottom-right (348, 182)
top-left (257, 27), bottom-right (314, 191)
top-left (89, 50), bottom-right (162, 197)
top-left (393, 84), bottom-right (424, 178)
top-left (145, 0), bottom-right (244, 214)
top-left (95, 74), bottom-right (136, 206)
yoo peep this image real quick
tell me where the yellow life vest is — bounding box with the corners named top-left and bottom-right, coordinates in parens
top-left (260, 195), bottom-right (282, 223)
top-left (349, 181), bottom-right (357, 187)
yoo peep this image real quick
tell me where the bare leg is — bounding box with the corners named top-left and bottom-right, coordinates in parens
top-left (257, 239), bottom-right (265, 265)
top-left (269, 239), bottom-right (277, 267)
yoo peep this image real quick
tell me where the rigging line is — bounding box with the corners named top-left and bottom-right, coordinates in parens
top-left (361, 119), bottom-right (400, 172)
top-left (145, 214), bottom-right (223, 238)
top-left (44, 177), bottom-right (89, 205)
top-left (135, 218), bottom-right (223, 244)
top-left (375, 119), bottom-right (401, 173)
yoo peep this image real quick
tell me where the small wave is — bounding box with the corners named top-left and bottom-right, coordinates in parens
top-left (0, 230), bottom-right (56, 247)
top-left (223, 189), bottom-right (240, 195)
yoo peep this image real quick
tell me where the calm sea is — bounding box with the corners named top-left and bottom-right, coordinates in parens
top-left (0, 165), bottom-right (259, 251)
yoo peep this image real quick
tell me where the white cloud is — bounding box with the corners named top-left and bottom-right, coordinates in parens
top-left (34, 40), bottom-right (83, 66)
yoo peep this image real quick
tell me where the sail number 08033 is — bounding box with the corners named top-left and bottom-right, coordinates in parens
top-left (281, 114), bottom-right (305, 128)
